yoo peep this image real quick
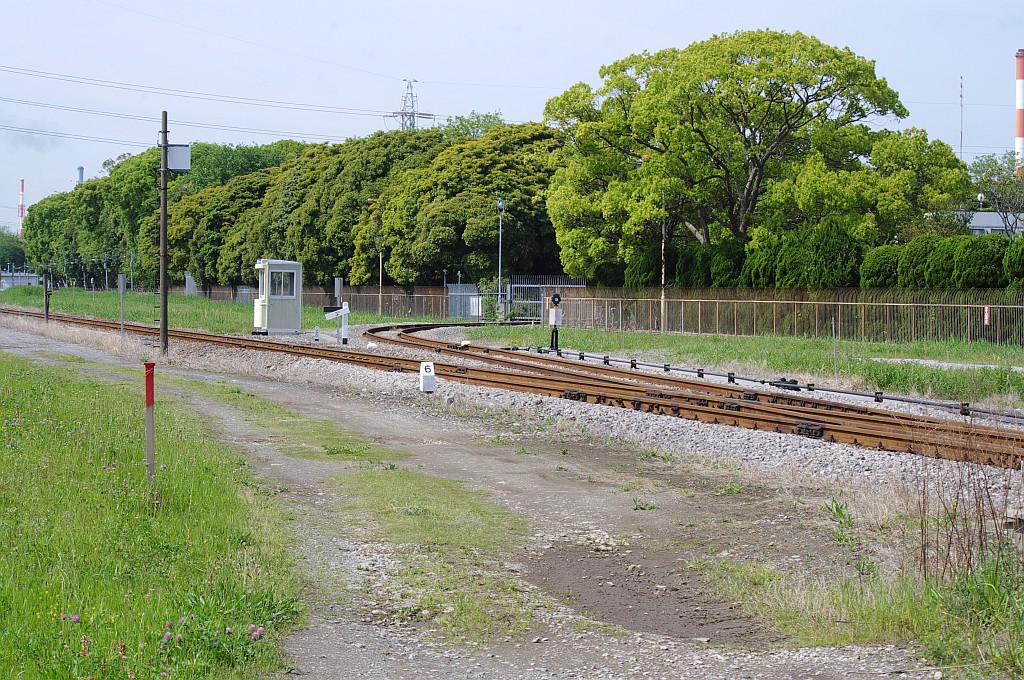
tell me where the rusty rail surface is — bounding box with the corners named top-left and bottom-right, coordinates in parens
top-left (3, 309), bottom-right (1022, 469)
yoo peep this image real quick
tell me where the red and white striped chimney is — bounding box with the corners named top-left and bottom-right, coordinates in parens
top-left (1017, 49), bottom-right (1024, 173)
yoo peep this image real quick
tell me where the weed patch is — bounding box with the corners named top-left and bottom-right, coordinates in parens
top-left (330, 468), bottom-right (531, 641)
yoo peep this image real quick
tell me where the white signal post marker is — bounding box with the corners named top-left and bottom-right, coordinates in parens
top-left (419, 362), bottom-right (435, 393)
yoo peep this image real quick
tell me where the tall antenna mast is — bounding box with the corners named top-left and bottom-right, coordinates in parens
top-left (959, 75), bottom-right (963, 160)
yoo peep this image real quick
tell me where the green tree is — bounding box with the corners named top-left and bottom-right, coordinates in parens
top-left (350, 123), bottom-right (563, 285)
top-left (441, 111), bottom-right (505, 139)
top-left (544, 29), bottom-right (906, 283)
top-left (972, 151), bottom-right (1024, 240)
top-left (867, 129), bottom-right (973, 242)
top-left (0, 231), bottom-right (26, 270)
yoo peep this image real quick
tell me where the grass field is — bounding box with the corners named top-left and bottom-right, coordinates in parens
top-left (0, 286), bottom-right (414, 334)
top-left (0, 353), bottom-right (302, 678)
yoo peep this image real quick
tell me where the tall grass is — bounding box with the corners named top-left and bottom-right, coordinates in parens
top-left (0, 353), bottom-right (301, 678)
top-left (710, 464), bottom-right (1024, 677)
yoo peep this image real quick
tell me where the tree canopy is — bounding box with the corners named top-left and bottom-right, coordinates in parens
top-left (972, 151), bottom-right (1024, 240)
top-left (544, 29), bottom-right (910, 282)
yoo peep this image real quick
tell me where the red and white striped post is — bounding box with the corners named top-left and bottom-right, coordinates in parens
top-left (144, 362), bottom-right (156, 479)
top-left (1017, 49), bottom-right (1024, 174)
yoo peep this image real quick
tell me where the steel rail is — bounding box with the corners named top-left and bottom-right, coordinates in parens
top-left (366, 322), bottom-right (1024, 466)
top-left (367, 323), bottom-right (1023, 436)
top-left (3, 308), bottom-right (1022, 469)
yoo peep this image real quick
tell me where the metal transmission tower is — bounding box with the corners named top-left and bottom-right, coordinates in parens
top-left (388, 79), bottom-right (436, 130)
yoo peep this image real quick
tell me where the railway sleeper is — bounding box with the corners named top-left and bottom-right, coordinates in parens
top-left (796, 421), bottom-right (825, 439)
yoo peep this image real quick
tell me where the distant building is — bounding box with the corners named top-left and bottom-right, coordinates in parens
top-left (968, 211), bottom-right (1023, 237)
top-left (0, 271), bottom-right (41, 290)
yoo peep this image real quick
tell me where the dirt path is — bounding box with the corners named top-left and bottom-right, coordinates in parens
top-left (0, 323), bottom-right (926, 679)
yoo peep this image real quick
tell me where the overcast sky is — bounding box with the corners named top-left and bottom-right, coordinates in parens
top-left (1, 0), bottom-right (1021, 234)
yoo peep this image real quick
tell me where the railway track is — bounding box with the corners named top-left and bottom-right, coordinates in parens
top-left (3, 308), bottom-right (1023, 469)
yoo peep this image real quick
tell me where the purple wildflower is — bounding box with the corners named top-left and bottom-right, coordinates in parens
top-left (256, 626), bottom-right (264, 636)
top-left (61, 613), bottom-right (67, 620)
top-left (247, 624), bottom-right (256, 633)
top-left (178, 616), bottom-right (186, 625)
top-left (164, 620), bottom-right (172, 629)
top-left (175, 633), bottom-right (183, 643)
top-left (70, 615), bottom-right (80, 623)
top-left (225, 626), bottom-right (233, 634)
top-left (163, 631), bottom-right (172, 641)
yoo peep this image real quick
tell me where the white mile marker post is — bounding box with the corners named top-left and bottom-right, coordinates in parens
top-left (419, 362), bottom-right (435, 394)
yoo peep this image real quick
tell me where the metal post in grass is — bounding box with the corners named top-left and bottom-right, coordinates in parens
top-left (144, 361), bottom-right (156, 479)
top-left (118, 273), bottom-right (126, 338)
top-left (832, 317), bottom-right (838, 377)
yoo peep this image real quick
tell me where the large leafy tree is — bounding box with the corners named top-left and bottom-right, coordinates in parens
top-left (349, 123), bottom-right (563, 285)
top-left (0, 231), bottom-right (25, 270)
top-left (440, 111), bottom-right (505, 140)
top-left (545, 29), bottom-right (907, 281)
top-left (224, 129), bottom-right (451, 286)
top-left (972, 151), bottom-right (1024, 239)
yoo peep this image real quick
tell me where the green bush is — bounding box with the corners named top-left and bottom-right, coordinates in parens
top-left (623, 244), bottom-right (658, 288)
top-left (1003, 238), bottom-right (1024, 285)
top-left (897, 234), bottom-right (941, 288)
top-left (803, 220), bottom-right (862, 288)
top-left (774, 229), bottom-right (812, 287)
top-left (924, 236), bottom-right (970, 288)
top-left (860, 244), bottom-right (902, 288)
top-left (710, 238), bottom-right (745, 287)
top-left (675, 242), bottom-right (712, 287)
top-left (774, 222), bottom-right (862, 288)
top-left (953, 234), bottom-right (1009, 288)
top-left (739, 230), bottom-right (781, 288)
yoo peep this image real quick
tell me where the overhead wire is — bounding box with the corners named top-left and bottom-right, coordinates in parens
top-left (0, 124), bottom-right (150, 147)
top-left (0, 66), bottom-right (392, 116)
top-left (0, 96), bottom-right (357, 142)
